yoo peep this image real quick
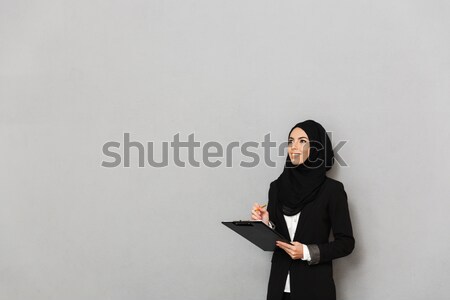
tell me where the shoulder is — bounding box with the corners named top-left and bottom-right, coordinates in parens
top-left (268, 180), bottom-right (278, 198)
top-left (321, 177), bottom-right (347, 202)
top-left (269, 177), bottom-right (281, 191)
top-left (323, 176), bottom-right (345, 191)
top-left (322, 177), bottom-right (349, 207)
top-left (269, 179), bottom-right (278, 188)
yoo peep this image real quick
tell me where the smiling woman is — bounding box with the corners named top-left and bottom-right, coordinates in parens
top-left (287, 127), bottom-right (310, 166)
top-left (251, 119), bottom-right (355, 300)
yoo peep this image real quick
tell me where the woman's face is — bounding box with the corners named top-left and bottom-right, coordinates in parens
top-left (288, 127), bottom-right (310, 165)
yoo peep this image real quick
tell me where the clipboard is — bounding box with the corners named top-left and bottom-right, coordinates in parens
top-left (222, 220), bottom-right (292, 251)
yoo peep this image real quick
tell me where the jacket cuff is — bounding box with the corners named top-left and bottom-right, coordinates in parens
top-left (306, 244), bottom-right (320, 265)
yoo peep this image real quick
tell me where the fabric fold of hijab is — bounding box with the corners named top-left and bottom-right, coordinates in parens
top-left (275, 120), bottom-right (335, 216)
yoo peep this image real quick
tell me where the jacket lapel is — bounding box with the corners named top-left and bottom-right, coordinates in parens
top-left (293, 202), bottom-right (314, 241)
top-left (275, 203), bottom-right (290, 241)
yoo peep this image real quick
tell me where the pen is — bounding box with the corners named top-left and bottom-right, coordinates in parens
top-left (255, 204), bottom-right (267, 211)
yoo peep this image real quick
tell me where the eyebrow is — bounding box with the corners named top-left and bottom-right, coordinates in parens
top-left (288, 136), bottom-right (308, 140)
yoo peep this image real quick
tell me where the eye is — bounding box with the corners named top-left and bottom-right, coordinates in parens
top-left (300, 139), bottom-right (307, 144)
top-left (287, 141), bottom-right (292, 145)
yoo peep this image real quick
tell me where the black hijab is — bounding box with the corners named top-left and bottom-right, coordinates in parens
top-left (275, 120), bottom-right (335, 216)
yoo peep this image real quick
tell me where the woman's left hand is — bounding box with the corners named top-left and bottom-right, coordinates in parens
top-left (276, 241), bottom-right (304, 260)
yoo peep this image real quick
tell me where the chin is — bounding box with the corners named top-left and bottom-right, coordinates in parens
top-left (289, 159), bottom-right (301, 166)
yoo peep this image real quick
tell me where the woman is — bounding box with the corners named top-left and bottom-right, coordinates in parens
top-left (251, 120), bottom-right (355, 300)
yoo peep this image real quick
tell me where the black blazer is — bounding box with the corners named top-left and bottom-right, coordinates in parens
top-left (266, 176), bottom-right (355, 300)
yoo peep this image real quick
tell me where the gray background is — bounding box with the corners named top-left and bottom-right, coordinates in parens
top-left (1, 1), bottom-right (449, 299)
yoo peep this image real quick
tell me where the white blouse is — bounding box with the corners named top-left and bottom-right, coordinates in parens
top-left (283, 212), bottom-right (311, 293)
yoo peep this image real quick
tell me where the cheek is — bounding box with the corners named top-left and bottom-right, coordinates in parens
top-left (304, 147), bottom-right (310, 157)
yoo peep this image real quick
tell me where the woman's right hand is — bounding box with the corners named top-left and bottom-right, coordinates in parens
top-left (251, 203), bottom-right (269, 226)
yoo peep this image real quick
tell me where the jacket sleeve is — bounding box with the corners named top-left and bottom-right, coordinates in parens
top-left (307, 183), bottom-right (355, 265)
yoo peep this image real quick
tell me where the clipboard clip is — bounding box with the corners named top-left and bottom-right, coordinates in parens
top-left (232, 221), bottom-right (255, 226)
